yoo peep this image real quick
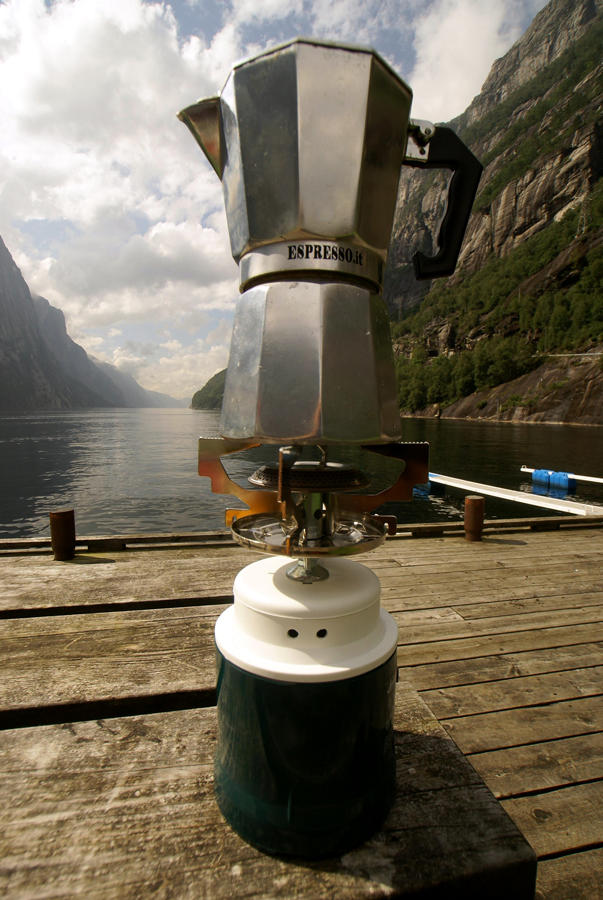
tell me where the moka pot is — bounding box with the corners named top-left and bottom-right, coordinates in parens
top-left (178, 38), bottom-right (482, 858)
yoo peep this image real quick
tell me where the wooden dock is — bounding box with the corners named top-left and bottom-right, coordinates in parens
top-left (1, 518), bottom-right (603, 898)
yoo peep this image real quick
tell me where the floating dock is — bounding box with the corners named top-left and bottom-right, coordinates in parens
top-left (521, 465), bottom-right (603, 486)
top-left (429, 471), bottom-right (603, 515)
top-left (1, 519), bottom-right (602, 898)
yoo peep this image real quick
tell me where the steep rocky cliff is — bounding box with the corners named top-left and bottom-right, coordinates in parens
top-left (384, 0), bottom-right (603, 317)
top-left (0, 237), bottom-right (105, 410)
top-left (457, 0), bottom-right (603, 127)
top-left (0, 236), bottom-right (182, 409)
top-left (387, 0), bottom-right (603, 426)
top-left (31, 295), bottom-right (127, 407)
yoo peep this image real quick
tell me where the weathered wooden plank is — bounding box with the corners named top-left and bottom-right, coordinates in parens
top-left (536, 848), bottom-right (603, 900)
top-left (0, 602), bottom-right (462, 714)
top-left (0, 608), bottom-right (219, 712)
top-left (397, 622), bottom-right (603, 667)
top-left (470, 732), bottom-right (603, 798)
top-left (502, 781), bottom-right (603, 858)
top-left (0, 514), bottom-right (598, 554)
top-left (0, 683), bottom-right (536, 900)
top-left (6, 611), bottom-right (598, 718)
top-left (381, 574), bottom-right (603, 606)
top-left (398, 641), bottom-right (603, 691)
top-left (384, 525), bottom-right (603, 552)
top-left (422, 666), bottom-right (603, 719)
top-left (4, 602), bottom-right (603, 715)
top-left (442, 695), bottom-right (603, 754)
top-left (0, 546), bottom-right (259, 612)
top-left (376, 562), bottom-right (603, 589)
top-left (1, 527), bottom-right (601, 615)
top-left (378, 564), bottom-right (603, 591)
top-left (390, 590), bottom-right (603, 621)
top-left (376, 531), bottom-right (603, 564)
top-left (0, 602), bottom-right (227, 638)
top-left (452, 591), bottom-right (603, 621)
top-left (383, 582), bottom-right (603, 613)
top-left (376, 552), bottom-right (603, 581)
top-left (393, 605), bottom-right (603, 647)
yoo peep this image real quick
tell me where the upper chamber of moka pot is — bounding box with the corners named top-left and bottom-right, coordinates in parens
top-left (179, 39), bottom-right (413, 445)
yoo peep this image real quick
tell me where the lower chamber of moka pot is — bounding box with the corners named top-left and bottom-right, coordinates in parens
top-left (213, 556), bottom-right (398, 858)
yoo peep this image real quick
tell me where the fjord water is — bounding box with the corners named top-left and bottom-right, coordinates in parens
top-left (1, 408), bottom-right (603, 538)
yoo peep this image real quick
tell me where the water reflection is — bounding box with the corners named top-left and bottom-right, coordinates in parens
top-left (0, 409), bottom-right (602, 537)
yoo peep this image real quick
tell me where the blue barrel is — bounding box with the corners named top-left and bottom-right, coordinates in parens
top-left (549, 471), bottom-right (577, 492)
top-left (532, 469), bottom-right (551, 486)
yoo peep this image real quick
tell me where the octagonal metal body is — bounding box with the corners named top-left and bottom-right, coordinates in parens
top-left (220, 281), bottom-right (402, 444)
top-left (179, 38), bottom-right (413, 293)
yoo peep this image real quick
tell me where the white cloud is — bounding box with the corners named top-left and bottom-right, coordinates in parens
top-left (228, 0), bottom-right (299, 26)
top-left (0, 0), bottom-right (547, 397)
top-left (112, 331), bottom-right (231, 399)
top-left (409, 0), bottom-right (548, 121)
top-left (0, 0), bottom-right (244, 395)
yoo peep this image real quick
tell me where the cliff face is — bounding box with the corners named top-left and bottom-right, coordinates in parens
top-left (31, 296), bottom-right (126, 407)
top-left (388, 0), bottom-right (603, 426)
top-left (191, 369), bottom-right (226, 410)
top-left (457, 100), bottom-right (603, 276)
top-left (456, 0), bottom-right (603, 128)
top-left (384, 0), bottom-right (603, 316)
top-left (0, 237), bottom-right (103, 410)
top-left (0, 236), bottom-right (182, 409)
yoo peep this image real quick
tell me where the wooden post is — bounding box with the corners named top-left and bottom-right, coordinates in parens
top-left (49, 509), bottom-right (76, 561)
top-left (464, 495), bottom-right (485, 542)
top-left (373, 514), bottom-right (398, 536)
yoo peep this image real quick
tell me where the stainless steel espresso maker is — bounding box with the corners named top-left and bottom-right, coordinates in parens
top-left (178, 37), bottom-right (482, 858)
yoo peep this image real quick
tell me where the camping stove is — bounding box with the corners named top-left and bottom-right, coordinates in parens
top-left (178, 38), bottom-right (482, 857)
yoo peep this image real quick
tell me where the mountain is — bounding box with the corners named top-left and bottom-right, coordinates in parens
top-left (191, 369), bottom-right (226, 410)
top-left (92, 358), bottom-right (185, 408)
top-left (0, 237), bottom-right (108, 409)
top-left (31, 295), bottom-right (127, 406)
top-left (385, 0), bottom-right (603, 316)
top-left (0, 236), bottom-right (183, 409)
top-left (386, 0), bottom-right (603, 425)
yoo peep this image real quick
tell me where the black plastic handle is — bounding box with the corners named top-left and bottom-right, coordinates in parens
top-left (407, 126), bottom-right (483, 281)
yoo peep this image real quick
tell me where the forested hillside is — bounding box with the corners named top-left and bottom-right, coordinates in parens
top-left (394, 179), bottom-right (603, 411)
top-left (388, 0), bottom-right (603, 421)
top-left (191, 369), bottom-right (226, 409)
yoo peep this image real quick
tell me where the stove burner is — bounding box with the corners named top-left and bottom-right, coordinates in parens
top-left (230, 511), bottom-right (387, 556)
top-left (248, 461), bottom-right (370, 492)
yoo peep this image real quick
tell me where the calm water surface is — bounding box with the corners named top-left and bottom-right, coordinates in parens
top-left (1, 408), bottom-right (602, 537)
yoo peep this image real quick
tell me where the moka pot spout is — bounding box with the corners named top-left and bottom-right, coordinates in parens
top-left (177, 96), bottom-right (223, 179)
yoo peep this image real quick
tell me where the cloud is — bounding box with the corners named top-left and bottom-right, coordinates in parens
top-left (0, 0), bottom-right (240, 300)
top-left (228, 0), bottom-right (299, 26)
top-left (111, 326), bottom-right (232, 399)
top-left (0, 0), bottom-right (547, 397)
top-left (409, 0), bottom-right (549, 121)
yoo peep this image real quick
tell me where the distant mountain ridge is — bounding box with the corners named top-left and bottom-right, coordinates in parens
top-left (0, 235), bottom-right (184, 410)
top-left (91, 357), bottom-right (184, 409)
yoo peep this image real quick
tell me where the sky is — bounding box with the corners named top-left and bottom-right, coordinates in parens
top-left (0, 0), bottom-right (549, 400)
